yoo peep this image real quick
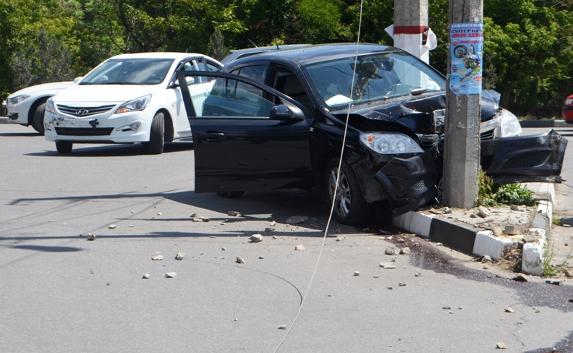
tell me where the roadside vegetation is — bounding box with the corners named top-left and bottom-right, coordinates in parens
top-left (477, 169), bottom-right (535, 207)
top-left (0, 0), bottom-right (571, 117)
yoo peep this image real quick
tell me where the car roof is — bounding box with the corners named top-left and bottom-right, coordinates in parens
top-left (110, 52), bottom-right (209, 60)
top-left (227, 43), bottom-right (394, 68)
top-left (221, 44), bottom-right (312, 65)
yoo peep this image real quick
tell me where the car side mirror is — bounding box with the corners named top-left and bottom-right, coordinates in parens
top-left (73, 76), bottom-right (83, 84)
top-left (170, 76), bottom-right (195, 89)
top-left (270, 104), bottom-right (305, 121)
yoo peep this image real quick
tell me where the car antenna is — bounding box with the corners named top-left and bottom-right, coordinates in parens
top-left (248, 39), bottom-right (259, 48)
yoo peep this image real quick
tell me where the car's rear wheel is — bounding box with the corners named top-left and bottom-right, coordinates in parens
top-left (56, 141), bottom-right (73, 154)
top-left (145, 112), bottom-right (164, 154)
top-left (216, 191), bottom-right (245, 198)
top-left (324, 159), bottom-right (368, 225)
top-left (32, 102), bottom-right (46, 135)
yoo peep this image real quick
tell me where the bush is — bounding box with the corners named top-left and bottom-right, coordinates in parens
top-left (477, 169), bottom-right (535, 206)
top-left (495, 184), bottom-right (535, 206)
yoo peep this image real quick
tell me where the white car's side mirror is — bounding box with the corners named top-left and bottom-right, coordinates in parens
top-left (73, 76), bottom-right (83, 84)
top-left (185, 77), bottom-right (195, 85)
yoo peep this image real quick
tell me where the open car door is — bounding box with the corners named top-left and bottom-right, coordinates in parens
top-left (177, 71), bottom-right (313, 194)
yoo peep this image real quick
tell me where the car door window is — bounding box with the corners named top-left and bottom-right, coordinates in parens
top-left (273, 67), bottom-right (312, 109)
top-left (188, 75), bottom-right (274, 118)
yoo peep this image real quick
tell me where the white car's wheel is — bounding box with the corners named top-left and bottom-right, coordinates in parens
top-left (145, 112), bottom-right (165, 154)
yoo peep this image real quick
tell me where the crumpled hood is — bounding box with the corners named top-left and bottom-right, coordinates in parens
top-left (53, 85), bottom-right (155, 104)
top-left (341, 90), bottom-right (501, 132)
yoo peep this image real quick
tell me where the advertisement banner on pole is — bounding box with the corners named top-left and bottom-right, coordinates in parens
top-left (449, 23), bottom-right (483, 95)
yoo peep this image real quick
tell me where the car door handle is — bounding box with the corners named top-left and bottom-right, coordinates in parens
top-left (204, 131), bottom-right (225, 141)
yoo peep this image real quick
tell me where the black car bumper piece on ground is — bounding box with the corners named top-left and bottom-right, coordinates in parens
top-left (482, 129), bottom-right (568, 183)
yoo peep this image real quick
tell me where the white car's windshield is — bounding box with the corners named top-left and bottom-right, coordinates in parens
top-left (80, 58), bottom-right (174, 85)
top-left (304, 51), bottom-right (445, 108)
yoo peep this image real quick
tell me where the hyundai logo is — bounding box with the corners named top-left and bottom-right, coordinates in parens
top-left (76, 109), bottom-right (89, 116)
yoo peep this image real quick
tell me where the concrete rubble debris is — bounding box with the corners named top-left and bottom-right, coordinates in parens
top-left (295, 245), bottom-right (305, 251)
top-left (442, 306), bottom-right (452, 310)
top-left (336, 236), bottom-right (345, 241)
top-left (175, 252), bottom-right (185, 260)
top-left (157, 211), bottom-right (162, 216)
top-left (510, 205), bottom-right (521, 211)
top-left (108, 224), bottom-right (117, 229)
top-left (564, 269), bottom-right (573, 278)
top-left (414, 272), bottom-right (421, 277)
top-left (164, 272), bottom-right (177, 278)
top-left (496, 342), bottom-right (507, 349)
top-left (545, 280), bottom-right (560, 286)
top-left (227, 211), bottom-right (241, 217)
top-left (249, 234), bottom-right (263, 243)
top-left (477, 207), bottom-right (490, 218)
top-left (221, 247), bottom-right (227, 251)
top-left (398, 282), bottom-right (406, 287)
top-left (379, 262), bottom-right (396, 269)
top-left (259, 256), bottom-right (264, 260)
top-left (286, 216), bottom-right (308, 224)
top-left (353, 271), bottom-right (360, 276)
top-left (277, 325), bottom-right (287, 330)
top-left (272, 235), bottom-right (278, 239)
top-left (142, 273), bottom-right (150, 279)
top-left (504, 224), bottom-right (526, 235)
top-left (493, 227), bottom-right (504, 237)
top-left (192, 216), bottom-right (209, 222)
top-left (481, 255), bottom-right (492, 263)
top-left (86, 233), bottom-right (96, 241)
top-left (151, 255), bottom-right (164, 261)
top-left (269, 221), bottom-right (276, 226)
top-left (236, 256), bottom-right (246, 264)
top-left (504, 307), bottom-right (514, 313)
top-left (399, 247), bottom-right (411, 255)
top-left (513, 274), bottom-right (528, 282)
top-left (385, 247), bottom-right (398, 255)
top-left (442, 207), bottom-right (452, 214)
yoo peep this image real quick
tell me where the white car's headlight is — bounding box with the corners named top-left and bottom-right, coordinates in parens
top-left (496, 108), bottom-right (522, 137)
top-left (45, 98), bottom-right (56, 114)
top-left (360, 132), bottom-right (423, 154)
top-left (115, 95), bottom-right (152, 114)
top-left (8, 94), bottom-right (30, 105)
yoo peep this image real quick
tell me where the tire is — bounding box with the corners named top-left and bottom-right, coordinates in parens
top-left (216, 191), bottom-right (245, 198)
top-left (56, 141), bottom-right (73, 154)
top-left (145, 112), bottom-right (165, 154)
top-left (324, 159), bottom-right (369, 225)
top-left (32, 102), bottom-right (46, 135)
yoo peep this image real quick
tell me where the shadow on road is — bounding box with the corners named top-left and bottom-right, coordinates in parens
top-left (6, 244), bottom-right (84, 252)
top-left (0, 131), bottom-right (40, 137)
top-left (24, 142), bottom-right (194, 157)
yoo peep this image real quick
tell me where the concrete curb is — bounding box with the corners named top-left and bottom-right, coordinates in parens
top-left (393, 183), bottom-right (555, 276)
top-left (519, 119), bottom-right (569, 128)
top-left (0, 117), bottom-right (9, 124)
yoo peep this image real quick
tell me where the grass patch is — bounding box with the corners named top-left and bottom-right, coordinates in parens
top-left (543, 249), bottom-right (559, 277)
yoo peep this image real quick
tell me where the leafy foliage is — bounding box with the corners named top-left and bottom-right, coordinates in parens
top-left (477, 169), bottom-right (535, 206)
top-left (495, 183), bottom-right (535, 206)
top-left (0, 0), bottom-right (571, 118)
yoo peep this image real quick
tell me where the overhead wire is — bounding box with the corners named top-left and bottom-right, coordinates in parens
top-left (271, 1), bottom-right (365, 352)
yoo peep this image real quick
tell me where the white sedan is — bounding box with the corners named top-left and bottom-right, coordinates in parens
top-left (44, 52), bottom-right (222, 154)
top-left (2, 81), bottom-right (74, 134)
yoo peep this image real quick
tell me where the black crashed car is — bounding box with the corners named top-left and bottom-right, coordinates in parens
top-left (177, 44), bottom-right (567, 224)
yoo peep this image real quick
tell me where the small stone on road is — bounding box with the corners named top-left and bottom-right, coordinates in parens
top-left (249, 234), bottom-right (263, 243)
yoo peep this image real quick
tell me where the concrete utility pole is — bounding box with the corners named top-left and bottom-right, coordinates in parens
top-left (393, 0), bottom-right (429, 63)
top-left (443, 0), bottom-right (484, 208)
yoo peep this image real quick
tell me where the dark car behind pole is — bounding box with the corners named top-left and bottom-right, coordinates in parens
top-left (178, 44), bottom-right (567, 225)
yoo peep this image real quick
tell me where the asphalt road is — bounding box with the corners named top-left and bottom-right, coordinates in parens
top-left (1, 124), bottom-right (572, 353)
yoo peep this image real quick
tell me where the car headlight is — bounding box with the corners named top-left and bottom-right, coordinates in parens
top-left (496, 108), bottom-right (522, 137)
top-left (360, 132), bottom-right (423, 154)
top-left (114, 95), bottom-right (152, 114)
top-left (45, 98), bottom-right (56, 114)
top-left (8, 94), bottom-right (30, 105)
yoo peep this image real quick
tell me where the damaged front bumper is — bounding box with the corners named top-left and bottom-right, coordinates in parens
top-left (482, 129), bottom-right (568, 183)
top-left (356, 130), bottom-right (567, 216)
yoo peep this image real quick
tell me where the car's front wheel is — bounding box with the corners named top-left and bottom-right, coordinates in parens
top-left (145, 112), bottom-right (165, 154)
top-left (32, 102), bottom-right (46, 135)
top-left (56, 141), bottom-right (73, 154)
top-left (324, 159), bottom-right (368, 225)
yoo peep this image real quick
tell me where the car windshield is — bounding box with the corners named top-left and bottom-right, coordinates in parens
top-left (304, 51), bottom-right (446, 109)
top-left (80, 58), bottom-right (174, 85)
